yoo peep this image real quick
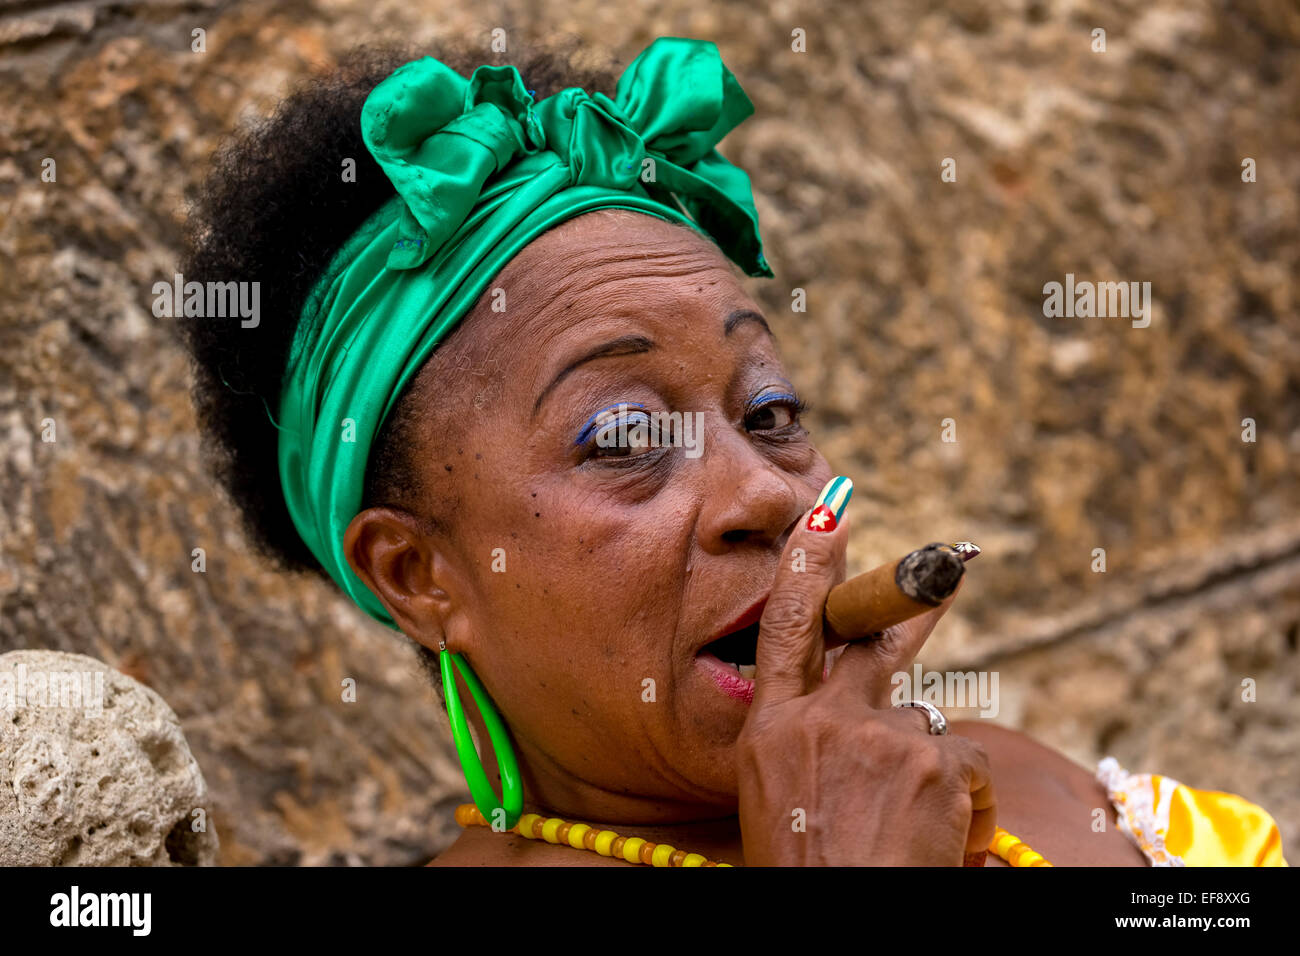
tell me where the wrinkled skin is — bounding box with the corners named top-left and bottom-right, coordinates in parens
top-left (344, 211), bottom-right (1147, 866)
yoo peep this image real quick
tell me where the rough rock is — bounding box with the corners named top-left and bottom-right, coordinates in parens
top-left (0, 650), bottom-right (219, 865)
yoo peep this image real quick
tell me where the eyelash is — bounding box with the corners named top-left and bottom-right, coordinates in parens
top-left (574, 402), bottom-right (648, 447)
top-left (576, 391), bottom-right (809, 464)
top-left (745, 391), bottom-right (810, 433)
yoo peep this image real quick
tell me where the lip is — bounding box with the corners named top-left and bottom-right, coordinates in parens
top-left (693, 592), bottom-right (769, 705)
top-left (694, 591), bottom-right (846, 704)
top-left (697, 652), bottom-right (756, 704)
top-left (703, 593), bottom-right (769, 650)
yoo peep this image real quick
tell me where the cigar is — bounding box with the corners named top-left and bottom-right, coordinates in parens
top-left (823, 541), bottom-right (979, 648)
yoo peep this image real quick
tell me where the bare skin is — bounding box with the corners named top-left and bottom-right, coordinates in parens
top-left (432, 721), bottom-right (1146, 866)
top-left (343, 210), bottom-right (1147, 867)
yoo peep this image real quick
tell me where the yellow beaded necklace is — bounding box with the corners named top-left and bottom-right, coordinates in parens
top-left (989, 827), bottom-right (1052, 866)
top-left (456, 805), bottom-right (1053, 867)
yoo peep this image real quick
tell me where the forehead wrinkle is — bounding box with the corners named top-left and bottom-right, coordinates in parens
top-left (500, 214), bottom-right (725, 294)
top-left (520, 256), bottom-right (736, 352)
top-left (512, 246), bottom-right (730, 316)
top-left (562, 235), bottom-right (721, 273)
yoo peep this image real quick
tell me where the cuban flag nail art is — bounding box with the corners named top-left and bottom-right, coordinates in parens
top-left (807, 475), bottom-right (853, 532)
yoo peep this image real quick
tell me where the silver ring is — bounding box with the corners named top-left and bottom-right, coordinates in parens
top-left (895, 700), bottom-right (948, 735)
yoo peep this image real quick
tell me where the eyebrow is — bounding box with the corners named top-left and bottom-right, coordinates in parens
top-left (531, 308), bottom-right (775, 417)
top-left (724, 308), bottom-right (772, 337)
top-left (533, 334), bottom-right (654, 416)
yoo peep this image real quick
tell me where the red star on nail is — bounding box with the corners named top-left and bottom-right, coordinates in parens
top-left (807, 504), bottom-right (836, 531)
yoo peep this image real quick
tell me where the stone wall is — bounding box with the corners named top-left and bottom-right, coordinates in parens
top-left (2, 0), bottom-right (1296, 863)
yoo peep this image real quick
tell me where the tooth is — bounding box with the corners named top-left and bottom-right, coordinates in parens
top-left (737, 664), bottom-right (757, 680)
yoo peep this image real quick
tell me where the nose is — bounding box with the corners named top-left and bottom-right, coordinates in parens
top-left (693, 423), bottom-right (805, 555)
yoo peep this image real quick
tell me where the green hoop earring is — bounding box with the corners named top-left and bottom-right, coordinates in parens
top-left (439, 647), bottom-right (523, 830)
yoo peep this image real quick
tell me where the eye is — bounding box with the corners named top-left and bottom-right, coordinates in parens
top-left (745, 391), bottom-right (808, 432)
top-left (576, 402), bottom-right (660, 460)
top-left (592, 411), bottom-right (658, 458)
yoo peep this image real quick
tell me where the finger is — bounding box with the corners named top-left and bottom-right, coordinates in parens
top-left (964, 746), bottom-right (996, 858)
top-left (968, 778), bottom-right (998, 859)
top-left (880, 702), bottom-right (937, 736)
top-left (751, 475), bottom-right (852, 710)
top-left (826, 578), bottom-right (963, 708)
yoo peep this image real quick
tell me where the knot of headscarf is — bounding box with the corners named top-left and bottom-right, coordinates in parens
top-left (278, 37), bottom-right (772, 626)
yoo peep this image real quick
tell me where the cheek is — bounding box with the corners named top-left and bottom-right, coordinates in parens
top-left (470, 480), bottom-right (691, 675)
top-left (457, 484), bottom-right (694, 759)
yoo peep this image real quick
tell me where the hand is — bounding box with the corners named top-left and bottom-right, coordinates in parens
top-left (736, 480), bottom-right (996, 865)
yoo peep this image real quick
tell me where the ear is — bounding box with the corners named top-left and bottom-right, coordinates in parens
top-left (343, 506), bottom-right (459, 652)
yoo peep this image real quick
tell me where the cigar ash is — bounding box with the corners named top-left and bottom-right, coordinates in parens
top-left (894, 543), bottom-right (966, 605)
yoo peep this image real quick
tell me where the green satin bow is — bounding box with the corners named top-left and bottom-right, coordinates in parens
top-left (278, 37), bottom-right (772, 626)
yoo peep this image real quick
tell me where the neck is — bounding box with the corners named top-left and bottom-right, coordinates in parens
top-left (462, 709), bottom-right (746, 862)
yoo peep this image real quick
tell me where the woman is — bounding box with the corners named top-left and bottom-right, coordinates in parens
top-left (181, 37), bottom-right (1286, 866)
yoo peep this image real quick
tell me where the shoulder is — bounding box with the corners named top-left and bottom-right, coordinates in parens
top-left (948, 720), bottom-right (1148, 866)
top-left (949, 719), bottom-right (1099, 801)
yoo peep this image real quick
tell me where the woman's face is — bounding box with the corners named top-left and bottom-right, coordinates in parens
top-left (350, 210), bottom-right (833, 819)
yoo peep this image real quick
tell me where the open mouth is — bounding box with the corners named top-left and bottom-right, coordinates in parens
top-left (695, 594), bottom-right (768, 699)
top-left (695, 593), bottom-right (843, 705)
top-left (697, 620), bottom-right (761, 679)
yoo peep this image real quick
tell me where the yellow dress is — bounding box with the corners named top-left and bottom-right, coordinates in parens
top-left (1097, 758), bottom-right (1288, 866)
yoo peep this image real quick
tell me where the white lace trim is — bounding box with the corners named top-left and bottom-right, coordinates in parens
top-left (1096, 756), bottom-right (1186, 867)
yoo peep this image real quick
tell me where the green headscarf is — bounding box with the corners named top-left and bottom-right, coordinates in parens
top-left (277, 37), bottom-right (772, 627)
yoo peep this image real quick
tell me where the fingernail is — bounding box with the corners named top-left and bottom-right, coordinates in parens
top-left (807, 475), bottom-right (853, 532)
